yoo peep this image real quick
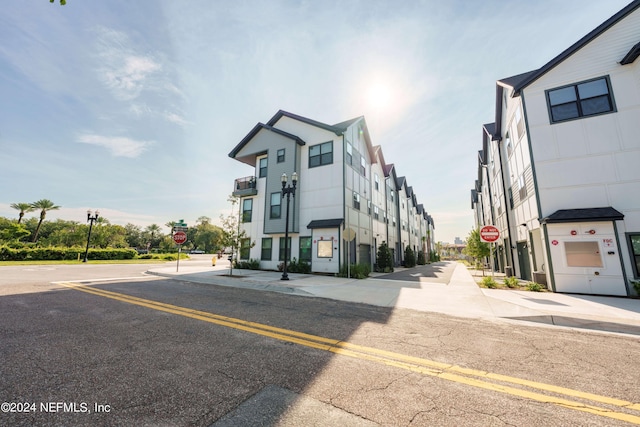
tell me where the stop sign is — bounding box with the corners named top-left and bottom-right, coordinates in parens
top-left (172, 231), bottom-right (187, 245)
top-left (480, 225), bottom-right (500, 243)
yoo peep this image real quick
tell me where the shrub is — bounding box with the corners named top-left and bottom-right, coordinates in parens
top-left (504, 276), bottom-right (519, 288)
top-left (417, 250), bottom-right (426, 265)
top-left (631, 280), bottom-right (640, 296)
top-left (338, 263), bottom-right (371, 279)
top-left (235, 258), bottom-right (261, 270)
top-left (481, 276), bottom-right (498, 288)
top-left (288, 258), bottom-right (311, 274)
top-left (0, 246), bottom-right (137, 261)
top-left (376, 242), bottom-right (394, 272)
top-left (527, 282), bottom-right (543, 292)
top-left (404, 247), bottom-right (416, 268)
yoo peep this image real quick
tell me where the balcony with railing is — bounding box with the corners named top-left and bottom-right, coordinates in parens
top-left (233, 176), bottom-right (258, 196)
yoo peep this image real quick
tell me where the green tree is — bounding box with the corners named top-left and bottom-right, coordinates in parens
top-left (10, 203), bottom-right (34, 224)
top-left (404, 246), bottom-right (416, 268)
top-left (124, 223), bottom-right (143, 248)
top-left (219, 195), bottom-right (253, 276)
top-left (463, 228), bottom-right (491, 269)
top-left (30, 199), bottom-right (60, 242)
top-left (144, 224), bottom-right (162, 251)
top-left (0, 217), bottom-right (30, 243)
top-left (376, 241), bottom-right (394, 272)
top-left (49, 0), bottom-right (67, 5)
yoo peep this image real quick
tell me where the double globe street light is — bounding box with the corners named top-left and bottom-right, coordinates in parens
top-left (280, 172), bottom-right (298, 280)
top-left (83, 210), bottom-right (99, 263)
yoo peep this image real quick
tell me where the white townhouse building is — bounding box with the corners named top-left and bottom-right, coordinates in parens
top-left (229, 110), bottom-right (435, 274)
top-left (472, 0), bottom-right (640, 296)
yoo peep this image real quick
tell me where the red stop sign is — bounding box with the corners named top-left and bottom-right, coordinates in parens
top-left (172, 231), bottom-right (187, 245)
top-left (480, 225), bottom-right (500, 243)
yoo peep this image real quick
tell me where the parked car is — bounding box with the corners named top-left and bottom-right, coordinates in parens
top-left (189, 250), bottom-right (205, 254)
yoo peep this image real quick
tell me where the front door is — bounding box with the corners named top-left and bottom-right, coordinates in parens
top-left (517, 241), bottom-right (532, 281)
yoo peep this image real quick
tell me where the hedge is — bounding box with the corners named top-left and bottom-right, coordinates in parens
top-left (0, 246), bottom-right (137, 261)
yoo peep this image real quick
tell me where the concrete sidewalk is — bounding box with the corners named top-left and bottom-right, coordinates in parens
top-left (147, 261), bottom-right (640, 336)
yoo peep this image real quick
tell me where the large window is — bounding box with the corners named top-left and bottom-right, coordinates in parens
top-left (628, 234), bottom-right (640, 277)
top-left (565, 241), bottom-right (603, 267)
top-left (318, 240), bottom-right (333, 258)
top-left (299, 237), bottom-right (312, 262)
top-left (240, 238), bottom-right (251, 260)
top-left (279, 237), bottom-right (291, 261)
top-left (346, 142), bottom-right (352, 165)
top-left (270, 192), bottom-right (281, 219)
top-left (546, 77), bottom-right (615, 123)
top-left (259, 157), bottom-right (268, 178)
top-left (242, 199), bottom-right (253, 223)
top-left (261, 238), bottom-right (272, 261)
top-left (518, 175), bottom-right (527, 201)
top-left (277, 149), bottom-right (285, 163)
top-left (309, 141), bottom-right (333, 167)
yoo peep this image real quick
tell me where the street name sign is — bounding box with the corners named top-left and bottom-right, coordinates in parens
top-left (480, 225), bottom-right (500, 243)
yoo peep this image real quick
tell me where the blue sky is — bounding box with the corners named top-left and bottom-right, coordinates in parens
top-left (0, 0), bottom-right (631, 243)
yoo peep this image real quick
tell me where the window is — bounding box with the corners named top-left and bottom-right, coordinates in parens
top-left (508, 187), bottom-right (514, 209)
top-left (279, 237), bottom-right (291, 261)
top-left (277, 149), bottom-right (285, 163)
top-left (242, 199), bottom-right (253, 223)
top-left (367, 200), bottom-right (371, 215)
top-left (628, 234), bottom-right (640, 277)
top-left (346, 143), bottom-right (352, 165)
top-left (546, 77), bottom-right (614, 123)
top-left (515, 107), bottom-right (524, 139)
top-left (240, 238), bottom-right (250, 260)
top-left (565, 241), bottom-right (603, 267)
top-left (299, 237), bottom-right (312, 262)
top-left (360, 156), bottom-right (366, 176)
top-left (353, 192), bottom-right (360, 210)
top-left (309, 141), bottom-right (333, 167)
top-left (390, 189), bottom-right (394, 203)
top-left (259, 157), bottom-right (268, 178)
top-left (270, 192), bottom-right (281, 219)
top-left (505, 132), bottom-right (512, 157)
top-left (374, 174), bottom-right (380, 191)
top-left (374, 205), bottom-right (379, 220)
top-left (261, 238), bottom-right (272, 260)
top-left (518, 175), bottom-right (527, 201)
top-left (318, 240), bottom-right (333, 258)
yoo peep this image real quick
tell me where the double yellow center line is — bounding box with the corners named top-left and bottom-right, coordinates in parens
top-left (58, 281), bottom-right (640, 424)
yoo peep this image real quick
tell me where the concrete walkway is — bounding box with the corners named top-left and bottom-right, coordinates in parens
top-left (147, 261), bottom-right (640, 336)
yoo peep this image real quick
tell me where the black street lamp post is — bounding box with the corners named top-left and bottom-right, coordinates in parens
top-left (83, 210), bottom-right (99, 263)
top-left (280, 172), bottom-right (298, 280)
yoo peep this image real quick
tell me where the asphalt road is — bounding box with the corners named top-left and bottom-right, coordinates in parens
top-left (1, 261), bottom-right (640, 426)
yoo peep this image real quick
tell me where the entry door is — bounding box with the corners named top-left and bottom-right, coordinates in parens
top-left (517, 241), bottom-right (532, 281)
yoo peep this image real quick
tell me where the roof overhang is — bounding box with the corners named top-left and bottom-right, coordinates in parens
top-left (541, 207), bottom-right (624, 224)
top-left (307, 218), bottom-right (344, 229)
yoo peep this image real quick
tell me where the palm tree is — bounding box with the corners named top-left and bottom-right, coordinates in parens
top-left (10, 202), bottom-right (34, 224)
top-left (30, 199), bottom-right (61, 242)
top-left (145, 224), bottom-right (161, 250)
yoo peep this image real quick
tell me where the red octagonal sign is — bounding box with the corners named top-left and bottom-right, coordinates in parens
top-left (480, 225), bottom-right (500, 243)
top-left (172, 231), bottom-right (187, 245)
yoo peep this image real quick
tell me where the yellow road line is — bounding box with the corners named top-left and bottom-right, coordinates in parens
top-left (58, 281), bottom-right (640, 424)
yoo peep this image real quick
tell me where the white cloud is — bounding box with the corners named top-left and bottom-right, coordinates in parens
top-left (95, 27), bottom-right (162, 101)
top-left (163, 112), bottom-right (189, 126)
top-left (77, 134), bottom-right (154, 158)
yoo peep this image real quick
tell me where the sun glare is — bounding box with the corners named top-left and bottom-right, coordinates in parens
top-left (366, 83), bottom-right (392, 110)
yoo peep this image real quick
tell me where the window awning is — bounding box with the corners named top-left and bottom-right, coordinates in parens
top-left (307, 218), bottom-right (344, 229)
top-left (541, 207), bottom-right (624, 224)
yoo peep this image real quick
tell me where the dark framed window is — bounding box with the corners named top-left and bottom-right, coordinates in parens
top-left (374, 174), bottom-right (380, 191)
top-left (628, 234), bottom-right (640, 278)
top-left (277, 149), bottom-right (285, 163)
top-left (360, 156), bottom-right (366, 176)
top-left (299, 237), bottom-right (312, 262)
top-left (309, 141), bottom-right (333, 167)
top-left (270, 193), bottom-right (281, 219)
top-left (242, 199), bottom-right (253, 223)
top-left (353, 192), bottom-right (360, 210)
top-left (508, 187), bottom-right (514, 209)
top-left (374, 205), bottom-right (379, 221)
top-left (259, 157), bottom-right (268, 178)
top-left (346, 143), bottom-right (352, 165)
top-left (546, 76), bottom-right (615, 123)
top-left (318, 240), bottom-right (333, 258)
top-left (240, 238), bottom-right (250, 260)
top-left (261, 238), bottom-right (272, 261)
top-left (279, 237), bottom-right (291, 261)
top-left (518, 175), bottom-right (527, 201)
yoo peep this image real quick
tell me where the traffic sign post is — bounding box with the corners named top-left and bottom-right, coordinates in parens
top-left (172, 230), bottom-right (188, 272)
top-left (480, 225), bottom-right (500, 276)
